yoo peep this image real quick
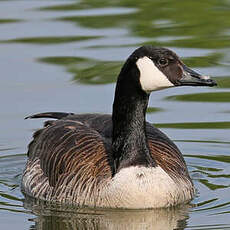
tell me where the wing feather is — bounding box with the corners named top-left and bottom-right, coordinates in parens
top-left (27, 119), bottom-right (113, 190)
top-left (146, 125), bottom-right (190, 180)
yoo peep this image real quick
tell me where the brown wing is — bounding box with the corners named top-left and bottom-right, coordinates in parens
top-left (146, 123), bottom-right (190, 180)
top-left (27, 119), bottom-right (113, 189)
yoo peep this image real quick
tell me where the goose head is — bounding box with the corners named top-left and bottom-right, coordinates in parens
top-left (121, 46), bottom-right (217, 94)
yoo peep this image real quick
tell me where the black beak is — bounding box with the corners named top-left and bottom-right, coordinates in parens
top-left (177, 65), bottom-right (217, 87)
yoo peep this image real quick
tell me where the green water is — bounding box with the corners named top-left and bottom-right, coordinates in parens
top-left (0, 0), bottom-right (230, 229)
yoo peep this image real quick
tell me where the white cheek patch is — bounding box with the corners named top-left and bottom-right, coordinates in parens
top-left (136, 56), bottom-right (174, 93)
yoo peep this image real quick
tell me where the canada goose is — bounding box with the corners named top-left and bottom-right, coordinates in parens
top-left (22, 46), bottom-right (217, 209)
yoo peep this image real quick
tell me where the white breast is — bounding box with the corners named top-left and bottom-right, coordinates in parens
top-left (100, 166), bottom-right (194, 209)
top-left (22, 159), bottom-right (194, 209)
top-left (136, 56), bottom-right (174, 92)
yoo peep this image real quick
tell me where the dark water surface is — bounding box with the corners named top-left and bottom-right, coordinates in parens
top-left (0, 1), bottom-right (230, 229)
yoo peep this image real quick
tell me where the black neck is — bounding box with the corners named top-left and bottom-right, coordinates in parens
top-left (112, 60), bottom-right (155, 172)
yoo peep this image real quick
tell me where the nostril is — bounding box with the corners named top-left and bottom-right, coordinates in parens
top-left (200, 75), bottom-right (211, 80)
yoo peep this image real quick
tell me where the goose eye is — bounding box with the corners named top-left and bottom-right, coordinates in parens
top-left (158, 58), bottom-right (168, 67)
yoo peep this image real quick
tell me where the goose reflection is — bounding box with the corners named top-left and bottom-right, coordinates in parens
top-left (24, 197), bottom-right (190, 230)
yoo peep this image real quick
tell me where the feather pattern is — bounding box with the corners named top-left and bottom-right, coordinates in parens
top-left (22, 118), bottom-right (113, 204)
top-left (22, 114), bottom-right (194, 208)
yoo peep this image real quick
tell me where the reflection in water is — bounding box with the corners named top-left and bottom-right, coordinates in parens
top-left (0, 19), bottom-right (22, 24)
top-left (42, 0), bottom-right (230, 49)
top-left (215, 77), bottom-right (230, 88)
top-left (23, 197), bottom-right (189, 230)
top-left (39, 56), bottom-right (121, 85)
top-left (146, 107), bottom-right (163, 113)
top-left (182, 53), bottom-right (222, 68)
top-left (0, 36), bottom-right (102, 45)
top-left (155, 121), bottom-right (230, 129)
top-left (166, 92), bottom-right (230, 102)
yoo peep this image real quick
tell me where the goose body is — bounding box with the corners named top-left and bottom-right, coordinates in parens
top-left (22, 46), bottom-right (216, 209)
